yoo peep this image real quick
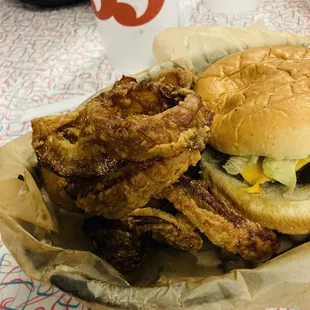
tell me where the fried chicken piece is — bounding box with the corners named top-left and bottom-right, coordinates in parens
top-left (32, 108), bottom-right (119, 177)
top-left (160, 176), bottom-right (279, 262)
top-left (110, 76), bottom-right (176, 115)
top-left (126, 207), bottom-right (202, 252)
top-left (89, 86), bottom-right (211, 161)
top-left (40, 156), bottom-right (169, 209)
top-left (76, 150), bottom-right (201, 219)
top-left (153, 68), bottom-right (197, 89)
top-left (83, 216), bottom-right (151, 273)
top-left (32, 76), bottom-right (212, 177)
top-left (31, 78), bottom-right (173, 177)
top-left (31, 70), bottom-right (200, 177)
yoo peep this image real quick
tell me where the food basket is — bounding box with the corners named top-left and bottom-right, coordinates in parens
top-left (2, 26), bottom-right (310, 309)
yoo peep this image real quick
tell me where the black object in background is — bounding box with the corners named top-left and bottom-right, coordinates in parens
top-left (18, 0), bottom-right (88, 7)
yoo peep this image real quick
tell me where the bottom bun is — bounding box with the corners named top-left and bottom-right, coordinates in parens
top-left (200, 148), bottom-right (310, 235)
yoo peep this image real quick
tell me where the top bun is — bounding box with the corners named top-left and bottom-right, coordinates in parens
top-left (194, 46), bottom-right (310, 160)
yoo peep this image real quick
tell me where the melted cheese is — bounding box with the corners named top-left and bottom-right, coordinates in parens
top-left (296, 156), bottom-right (310, 171)
top-left (241, 160), bottom-right (270, 193)
top-left (241, 155), bottom-right (310, 193)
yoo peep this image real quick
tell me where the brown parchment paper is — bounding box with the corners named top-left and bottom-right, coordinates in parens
top-left (153, 25), bottom-right (310, 75)
top-left (1, 26), bottom-right (310, 310)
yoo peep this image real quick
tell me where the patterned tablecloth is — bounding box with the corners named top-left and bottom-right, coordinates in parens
top-left (0, 0), bottom-right (310, 308)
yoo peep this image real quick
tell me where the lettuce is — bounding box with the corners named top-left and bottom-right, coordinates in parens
top-left (223, 155), bottom-right (259, 175)
top-left (262, 158), bottom-right (298, 192)
top-left (223, 154), bottom-right (303, 193)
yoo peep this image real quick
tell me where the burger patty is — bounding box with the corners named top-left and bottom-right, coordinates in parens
top-left (297, 164), bottom-right (310, 184)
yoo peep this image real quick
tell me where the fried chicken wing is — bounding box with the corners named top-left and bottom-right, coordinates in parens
top-left (160, 176), bottom-right (279, 262)
top-left (32, 74), bottom-right (212, 178)
top-left (126, 207), bottom-right (202, 252)
top-left (77, 150), bottom-right (201, 219)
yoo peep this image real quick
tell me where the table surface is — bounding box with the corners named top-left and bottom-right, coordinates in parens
top-left (0, 0), bottom-right (310, 308)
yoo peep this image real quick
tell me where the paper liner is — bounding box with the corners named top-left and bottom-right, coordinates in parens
top-left (153, 25), bottom-right (310, 75)
top-left (1, 26), bottom-right (310, 309)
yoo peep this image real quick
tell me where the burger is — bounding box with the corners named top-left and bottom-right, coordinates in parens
top-left (194, 45), bottom-right (310, 234)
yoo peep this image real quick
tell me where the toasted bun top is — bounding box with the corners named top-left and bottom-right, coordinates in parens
top-left (195, 46), bottom-right (310, 160)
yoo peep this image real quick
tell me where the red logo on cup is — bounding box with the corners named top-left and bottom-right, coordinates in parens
top-left (91, 0), bottom-right (165, 26)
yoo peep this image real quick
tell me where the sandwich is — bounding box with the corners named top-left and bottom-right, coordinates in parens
top-left (195, 45), bottom-right (310, 234)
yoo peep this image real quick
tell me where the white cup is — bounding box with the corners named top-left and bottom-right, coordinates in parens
top-left (206, 0), bottom-right (260, 14)
top-left (91, 0), bottom-right (180, 74)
